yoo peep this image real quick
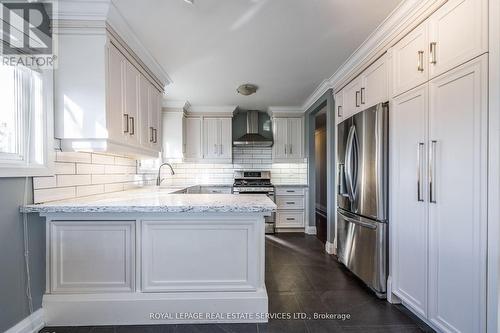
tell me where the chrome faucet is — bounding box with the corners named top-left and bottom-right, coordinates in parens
top-left (156, 162), bottom-right (175, 186)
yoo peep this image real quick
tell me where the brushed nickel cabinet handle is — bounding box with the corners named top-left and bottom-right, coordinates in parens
top-left (149, 126), bottom-right (154, 142)
top-left (153, 128), bottom-right (157, 143)
top-left (360, 87), bottom-right (365, 104)
top-left (429, 140), bottom-right (437, 203)
top-left (338, 105), bottom-right (342, 117)
top-left (286, 202), bottom-right (295, 205)
top-left (289, 144), bottom-right (293, 155)
top-left (417, 142), bottom-right (424, 202)
top-left (355, 91), bottom-right (360, 107)
top-left (430, 42), bottom-right (437, 64)
top-left (286, 218), bottom-right (296, 221)
top-left (123, 114), bottom-right (129, 133)
top-left (129, 117), bottom-right (135, 135)
top-left (417, 51), bottom-right (424, 72)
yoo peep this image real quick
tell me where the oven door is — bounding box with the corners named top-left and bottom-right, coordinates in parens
top-left (233, 190), bottom-right (275, 234)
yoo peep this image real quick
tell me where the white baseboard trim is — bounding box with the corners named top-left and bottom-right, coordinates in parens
top-left (325, 240), bottom-right (336, 254)
top-left (386, 276), bottom-right (402, 304)
top-left (274, 228), bottom-right (304, 233)
top-left (5, 309), bottom-right (44, 333)
top-left (43, 290), bottom-right (268, 326)
top-left (304, 226), bottom-right (317, 235)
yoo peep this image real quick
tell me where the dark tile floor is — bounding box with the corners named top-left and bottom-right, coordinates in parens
top-left (40, 234), bottom-right (434, 333)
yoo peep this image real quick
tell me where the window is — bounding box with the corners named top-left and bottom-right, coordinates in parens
top-left (0, 65), bottom-right (53, 177)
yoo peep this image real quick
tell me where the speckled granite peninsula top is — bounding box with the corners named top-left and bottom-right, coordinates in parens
top-left (21, 187), bottom-right (277, 214)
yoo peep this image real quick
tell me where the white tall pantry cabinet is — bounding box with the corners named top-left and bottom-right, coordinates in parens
top-left (389, 0), bottom-right (488, 332)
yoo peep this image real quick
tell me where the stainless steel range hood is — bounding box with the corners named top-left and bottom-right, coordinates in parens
top-left (233, 110), bottom-right (273, 147)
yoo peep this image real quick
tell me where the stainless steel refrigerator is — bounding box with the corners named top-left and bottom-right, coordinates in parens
top-left (337, 102), bottom-right (389, 297)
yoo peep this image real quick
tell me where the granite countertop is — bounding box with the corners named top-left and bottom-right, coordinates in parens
top-left (274, 184), bottom-right (308, 187)
top-left (21, 187), bottom-right (277, 214)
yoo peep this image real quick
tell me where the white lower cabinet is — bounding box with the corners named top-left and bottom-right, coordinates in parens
top-left (49, 221), bottom-right (135, 293)
top-left (275, 187), bottom-right (306, 229)
top-left (391, 55), bottom-right (487, 333)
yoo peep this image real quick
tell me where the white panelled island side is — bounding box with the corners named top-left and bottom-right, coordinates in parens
top-left (22, 187), bottom-right (276, 326)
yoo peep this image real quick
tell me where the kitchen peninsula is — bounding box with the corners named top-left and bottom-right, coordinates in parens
top-left (22, 187), bottom-right (275, 326)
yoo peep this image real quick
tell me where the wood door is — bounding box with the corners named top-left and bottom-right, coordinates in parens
top-left (428, 0), bottom-right (488, 79)
top-left (342, 77), bottom-right (362, 119)
top-left (362, 54), bottom-right (388, 108)
top-left (272, 118), bottom-right (288, 159)
top-left (219, 118), bottom-right (232, 159)
top-left (334, 90), bottom-right (344, 125)
top-left (391, 21), bottom-right (429, 97)
top-left (124, 61), bottom-right (140, 146)
top-left (391, 84), bottom-right (429, 318)
top-left (428, 55), bottom-right (487, 333)
top-left (287, 118), bottom-right (303, 159)
top-left (106, 44), bottom-right (126, 142)
top-left (203, 118), bottom-right (219, 159)
top-left (184, 117), bottom-right (202, 160)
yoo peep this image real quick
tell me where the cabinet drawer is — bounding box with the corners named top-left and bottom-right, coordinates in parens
top-left (201, 187), bottom-right (232, 194)
top-left (276, 212), bottom-right (304, 228)
top-left (275, 187), bottom-right (305, 196)
top-left (276, 196), bottom-right (304, 210)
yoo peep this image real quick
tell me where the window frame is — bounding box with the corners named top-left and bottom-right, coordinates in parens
top-left (0, 67), bottom-right (54, 177)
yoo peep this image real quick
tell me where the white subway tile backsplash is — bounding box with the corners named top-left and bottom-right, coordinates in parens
top-left (54, 162), bottom-right (76, 175)
top-left (76, 184), bottom-right (105, 197)
top-left (33, 176), bottom-right (56, 189)
top-left (114, 156), bottom-right (136, 166)
top-left (56, 151), bottom-right (91, 163)
top-left (34, 187), bottom-right (76, 203)
top-left (57, 174), bottom-right (91, 187)
top-left (76, 163), bottom-right (105, 174)
top-left (104, 183), bottom-right (125, 193)
top-left (91, 153), bottom-right (115, 165)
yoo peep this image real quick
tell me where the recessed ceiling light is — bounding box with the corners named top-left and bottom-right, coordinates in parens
top-left (237, 84), bottom-right (258, 96)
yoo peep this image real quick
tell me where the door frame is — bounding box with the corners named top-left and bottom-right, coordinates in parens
top-left (304, 89), bottom-right (336, 252)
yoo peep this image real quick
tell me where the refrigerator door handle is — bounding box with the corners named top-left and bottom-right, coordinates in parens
top-left (345, 125), bottom-right (356, 203)
top-left (341, 212), bottom-right (378, 230)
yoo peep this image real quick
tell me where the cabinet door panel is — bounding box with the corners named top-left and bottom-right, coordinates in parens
top-left (184, 117), bottom-right (202, 159)
top-left (428, 0), bottom-right (487, 79)
top-left (334, 90), bottom-right (344, 125)
top-left (219, 118), bottom-right (232, 159)
top-left (139, 75), bottom-right (151, 147)
top-left (391, 85), bottom-right (428, 317)
top-left (107, 44), bottom-right (125, 142)
top-left (428, 55), bottom-right (487, 333)
top-left (272, 118), bottom-right (288, 159)
top-left (287, 118), bottom-right (303, 159)
top-left (342, 77), bottom-right (362, 119)
top-left (362, 55), bottom-right (388, 108)
top-left (149, 87), bottom-right (162, 151)
top-left (392, 22), bottom-right (429, 97)
top-left (124, 62), bottom-right (140, 145)
top-left (203, 118), bottom-right (219, 159)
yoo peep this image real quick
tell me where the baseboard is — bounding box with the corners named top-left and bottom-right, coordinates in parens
top-left (325, 240), bottom-right (336, 254)
top-left (386, 276), bottom-right (402, 304)
top-left (274, 228), bottom-right (304, 233)
top-left (304, 226), bottom-right (317, 235)
top-left (5, 308), bottom-right (44, 333)
top-left (43, 290), bottom-right (268, 326)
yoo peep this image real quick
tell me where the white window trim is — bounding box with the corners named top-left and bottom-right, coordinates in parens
top-left (0, 69), bottom-right (54, 177)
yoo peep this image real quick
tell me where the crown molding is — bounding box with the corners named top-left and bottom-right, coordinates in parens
top-left (267, 106), bottom-right (304, 117)
top-left (53, 0), bottom-right (171, 87)
top-left (301, 0), bottom-right (447, 111)
top-left (163, 99), bottom-right (191, 110)
top-left (188, 105), bottom-right (237, 116)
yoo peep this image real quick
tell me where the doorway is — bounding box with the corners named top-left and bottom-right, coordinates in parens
top-left (314, 108), bottom-right (327, 243)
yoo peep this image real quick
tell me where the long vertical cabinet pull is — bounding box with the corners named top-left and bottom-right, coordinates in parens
top-left (129, 117), bottom-right (135, 135)
top-left (429, 42), bottom-right (437, 64)
top-left (417, 142), bottom-right (425, 202)
top-left (429, 140), bottom-right (437, 203)
top-left (417, 51), bottom-right (424, 72)
top-left (123, 114), bottom-right (129, 133)
top-left (360, 88), bottom-right (366, 104)
top-left (355, 91), bottom-right (360, 107)
top-left (338, 105), bottom-right (342, 117)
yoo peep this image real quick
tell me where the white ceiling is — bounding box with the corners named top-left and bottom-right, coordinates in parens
top-left (114, 0), bottom-right (402, 110)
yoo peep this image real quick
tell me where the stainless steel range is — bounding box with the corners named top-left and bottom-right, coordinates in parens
top-left (233, 171), bottom-right (275, 234)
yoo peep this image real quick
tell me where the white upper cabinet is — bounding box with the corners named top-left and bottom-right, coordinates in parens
top-left (203, 117), bottom-right (232, 162)
top-left (361, 54), bottom-right (388, 108)
top-left (183, 117), bottom-right (202, 160)
top-left (428, 0), bottom-right (488, 79)
top-left (341, 77), bottom-right (363, 119)
top-left (334, 90), bottom-right (344, 125)
top-left (272, 117), bottom-right (304, 162)
top-left (55, 30), bottom-right (164, 158)
top-left (391, 22), bottom-right (429, 97)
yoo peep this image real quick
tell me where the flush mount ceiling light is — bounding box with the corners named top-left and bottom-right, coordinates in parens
top-left (183, 0), bottom-right (194, 4)
top-left (237, 84), bottom-right (258, 96)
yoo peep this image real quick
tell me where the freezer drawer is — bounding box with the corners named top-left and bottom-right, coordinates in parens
top-left (337, 210), bottom-right (387, 296)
